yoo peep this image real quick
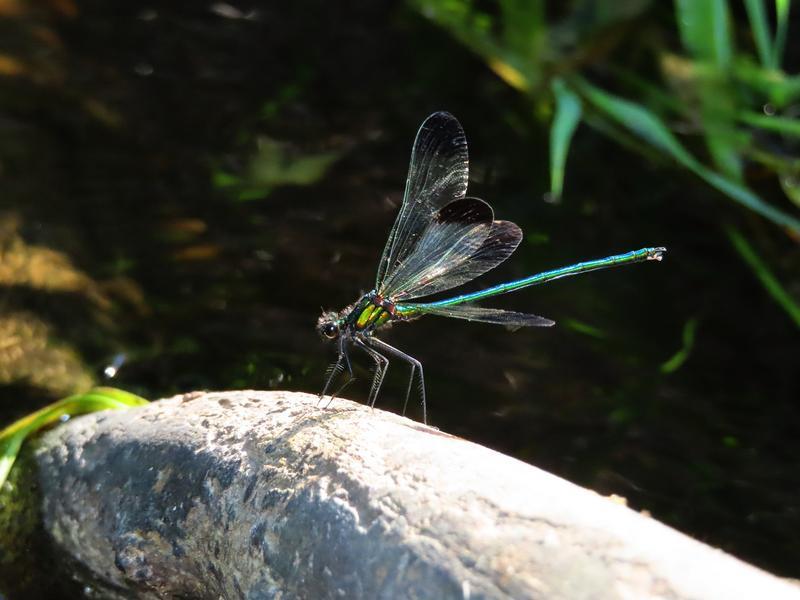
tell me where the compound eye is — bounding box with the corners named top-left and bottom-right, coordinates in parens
top-left (322, 323), bottom-right (338, 339)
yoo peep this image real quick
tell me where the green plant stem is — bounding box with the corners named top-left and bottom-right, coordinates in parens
top-left (738, 111), bottom-right (800, 137)
top-left (661, 317), bottom-right (700, 373)
top-left (725, 225), bottom-right (800, 328)
top-left (549, 78), bottom-right (583, 200)
top-left (743, 0), bottom-right (774, 68)
top-left (573, 76), bottom-right (800, 235)
top-left (772, 0), bottom-right (790, 69)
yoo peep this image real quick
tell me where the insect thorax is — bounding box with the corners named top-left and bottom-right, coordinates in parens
top-left (343, 291), bottom-right (398, 332)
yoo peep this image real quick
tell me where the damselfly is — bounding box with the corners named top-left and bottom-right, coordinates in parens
top-left (318, 112), bottom-right (665, 423)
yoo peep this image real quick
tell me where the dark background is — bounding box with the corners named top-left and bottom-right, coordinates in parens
top-left (1, 0), bottom-right (798, 582)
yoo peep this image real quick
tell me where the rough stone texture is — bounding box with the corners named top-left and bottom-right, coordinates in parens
top-left (14, 390), bottom-right (800, 599)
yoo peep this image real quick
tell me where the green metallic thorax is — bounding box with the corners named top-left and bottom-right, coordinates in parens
top-left (343, 291), bottom-right (397, 333)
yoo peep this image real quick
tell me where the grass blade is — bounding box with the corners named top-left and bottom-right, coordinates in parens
top-left (676, 0), bottom-right (733, 68)
top-left (574, 77), bottom-right (800, 235)
top-left (563, 318), bottom-right (606, 340)
top-left (732, 58), bottom-right (800, 107)
top-left (675, 0), bottom-right (742, 180)
top-left (772, 0), bottom-right (790, 69)
top-left (660, 317), bottom-right (700, 373)
top-left (575, 77), bottom-right (692, 158)
top-left (725, 225), bottom-right (800, 328)
top-left (737, 110), bottom-right (800, 137)
top-left (743, 0), bottom-right (774, 68)
top-left (549, 78), bottom-right (583, 201)
top-left (0, 387), bottom-right (149, 490)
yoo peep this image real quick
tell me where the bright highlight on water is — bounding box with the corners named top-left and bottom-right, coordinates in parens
top-left (317, 112), bottom-right (665, 423)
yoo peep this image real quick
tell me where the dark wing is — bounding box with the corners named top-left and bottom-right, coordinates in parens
top-left (412, 304), bottom-right (555, 328)
top-left (375, 112), bottom-right (469, 290)
top-left (379, 198), bottom-right (524, 300)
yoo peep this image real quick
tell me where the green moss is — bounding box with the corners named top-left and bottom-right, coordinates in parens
top-left (0, 442), bottom-right (85, 599)
top-left (0, 445), bottom-right (52, 598)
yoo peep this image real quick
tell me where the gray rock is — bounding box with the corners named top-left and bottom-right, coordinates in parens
top-left (4, 390), bottom-right (799, 599)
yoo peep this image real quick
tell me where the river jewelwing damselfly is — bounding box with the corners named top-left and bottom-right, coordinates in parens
top-left (317, 112), bottom-right (665, 423)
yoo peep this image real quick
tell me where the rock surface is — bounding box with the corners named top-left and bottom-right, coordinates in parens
top-left (5, 390), bottom-right (800, 599)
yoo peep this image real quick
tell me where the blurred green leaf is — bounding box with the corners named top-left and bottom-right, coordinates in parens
top-left (738, 110), bottom-right (800, 137)
top-left (743, 0), bottom-right (773, 68)
top-left (563, 318), bottom-right (606, 339)
top-left (215, 137), bottom-right (342, 202)
top-left (0, 387), bottom-right (148, 489)
top-left (574, 77), bottom-right (800, 234)
top-left (498, 0), bottom-right (545, 60)
top-left (248, 138), bottom-right (340, 193)
top-left (744, 0), bottom-right (791, 69)
top-left (676, 0), bottom-right (733, 68)
top-left (575, 78), bottom-right (689, 158)
top-left (732, 58), bottom-right (800, 107)
top-left (702, 169), bottom-right (800, 234)
top-left (566, 0), bottom-right (654, 29)
top-left (773, 0), bottom-right (790, 68)
top-left (722, 435), bottom-right (740, 448)
top-left (212, 171), bottom-right (241, 188)
top-left (416, 0), bottom-right (800, 240)
top-left (525, 231), bottom-right (550, 245)
top-left (703, 118), bottom-right (744, 182)
top-left (779, 174), bottom-right (800, 210)
top-left (660, 316), bottom-right (699, 373)
top-left (549, 78), bottom-right (583, 201)
top-left (725, 225), bottom-right (800, 328)
top-left (412, 0), bottom-right (543, 91)
top-left (675, 0), bottom-right (742, 180)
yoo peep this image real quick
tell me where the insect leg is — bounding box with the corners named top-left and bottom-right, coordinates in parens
top-left (320, 336), bottom-right (354, 408)
top-left (354, 336), bottom-right (389, 409)
top-left (365, 337), bottom-right (427, 425)
top-left (401, 362), bottom-right (415, 417)
top-left (320, 355), bottom-right (343, 400)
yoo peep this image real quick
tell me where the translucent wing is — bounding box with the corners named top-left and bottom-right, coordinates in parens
top-left (380, 200), bottom-right (523, 300)
top-left (380, 197), bottom-right (519, 300)
top-left (395, 219), bottom-right (522, 300)
top-left (410, 304), bottom-right (555, 327)
top-left (375, 112), bottom-right (469, 289)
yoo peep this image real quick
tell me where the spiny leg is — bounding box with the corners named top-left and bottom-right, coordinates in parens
top-left (401, 363), bottom-right (415, 417)
top-left (320, 355), bottom-right (343, 400)
top-left (366, 337), bottom-right (427, 425)
top-left (333, 342), bottom-right (356, 398)
top-left (328, 339), bottom-right (356, 407)
top-left (354, 336), bottom-right (389, 409)
top-left (330, 373), bottom-right (356, 403)
top-left (364, 347), bottom-right (389, 409)
top-left (320, 337), bottom-right (354, 408)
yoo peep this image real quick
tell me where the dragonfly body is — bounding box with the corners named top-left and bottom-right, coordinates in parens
top-left (351, 292), bottom-right (400, 331)
top-left (398, 247), bottom-right (664, 315)
top-left (320, 291), bottom-right (404, 336)
top-left (318, 112), bottom-right (665, 423)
